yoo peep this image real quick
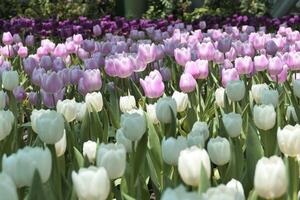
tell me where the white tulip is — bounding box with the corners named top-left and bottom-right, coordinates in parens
top-left (156, 97), bottom-right (177, 123)
top-left (0, 110), bottom-right (14, 141)
top-left (72, 167), bottom-right (110, 200)
top-left (0, 90), bottom-right (6, 109)
top-left (172, 91), bottom-right (189, 112)
top-left (116, 128), bottom-right (132, 152)
top-left (254, 156), bottom-right (287, 199)
top-left (83, 140), bottom-right (97, 163)
top-left (207, 136), bottom-right (231, 166)
top-left (161, 185), bottom-right (201, 200)
top-left (226, 179), bottom-right (245, 200)
top-left (277, 124), bottom-right (300, 156)
top-left (286, 106), bottom-right (298, 122)
top-left (187, 130), bottom-right (205, 148)
top-left (146, 103), bottom-right (159, 124)
top-left (253, 104), bottom-right (276, 130)
top-left (293, 79), bottom-right (300, 98)
top-left (2, 70), bottom-right (19, 91)
top-left (75, 102), bottom-right (87, 121)
top-left (178, 146), bottom-right (211, 186)
top-left (215, 87), bottom-right (225, 108)
top-left (261, 89), bottom-right (279, 107)
top-left (0, 173), bottom-right (18, 200)
top-left (119, 95), bottom-right (136, 113)
top-left (120, 112), bottom-right (146, 141)
top-left (55, 131), bottom-right (67, 157)
top-left (85, 92), bottom-right (103, 112)
top-left (161, 136), bottom-right (188, 165)
top-left (96, 143), bottom-right (126, 179)
top-left (226, 80), bottom-right (245, 101)
top-left (203, 184), bottom-right (242, 200)
top-left (30, 109), bottom-right (48, 133)
top-left (222, 112), bottom-right (242, 137)
top-left (191, 121), bottom-right (210, 141)
top-left (56, 99), bottom-right (78, 122)
top-left (251, 83), bottom-right (268, 104)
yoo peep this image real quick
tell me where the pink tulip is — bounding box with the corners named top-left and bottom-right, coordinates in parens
top-left (268, 56), bottom-right (283, 75)
top-left (235, 56), bottom-right (253, 75)
top-left (174, 47), bottom-right (191, 66)
top-left (2, 32), bottom-right (13, 45)
top-left (284, 52), bottom-right (300, 71)
top-left (196, 42), bottom-right (215, 61)
top-left (254, 55), bottom-right (269, 71)
top-left (140, 70), bottom-right (165, 98)
top-left (184, 59), bottom-right (209, 79)
top-left (271, 65), bottom-right (288, 83)
top-left (73, 34), bottom-right (83, 45)
top-left (18, 46), bottom-right (28, 58)
top-left (179, 73), bottom-right (197, 93)
top-left (137, 43), bottom-right (156, 64)
top-left (222, 68), bottom-right (239, 87)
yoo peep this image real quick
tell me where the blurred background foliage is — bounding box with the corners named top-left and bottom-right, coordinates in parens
top-left (0, 0), bottom-right (294, 20)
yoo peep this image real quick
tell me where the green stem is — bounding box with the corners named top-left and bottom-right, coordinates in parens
top-left (260, 130), bottom-right (277, 157)
top-left (288, 156), bottom-right (299, 200)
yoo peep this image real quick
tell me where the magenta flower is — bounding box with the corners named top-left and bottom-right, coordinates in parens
top-left (140, 70), bottom-right (165, 98)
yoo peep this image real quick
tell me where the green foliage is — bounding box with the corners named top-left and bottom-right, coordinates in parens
top-left (240, 0), bottom-right (270, 16)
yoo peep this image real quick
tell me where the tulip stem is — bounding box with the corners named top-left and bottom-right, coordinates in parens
top-left (260, 130), bottom-right (277, 157)
top-left (288, 156), bottom-right (299, 200)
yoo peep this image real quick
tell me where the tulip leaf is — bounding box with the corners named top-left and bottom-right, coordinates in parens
top-left (122, 193), bottom-right (136, 200)
top-left (130, 79), bottom-right (143, 100)
top-left (80, 111), bottom-right (90, 142)
top-left (198, 163), bottom-right (210, 194)
top-left (73, 147), bottom-right (84, 168)
top-left (133, 132), bottom-right (148, 185)
top-left (169, 106), bottom-right (177, 138)
top-left (27, 170), bottom-right (47, 200)
top-left (101, 108), bottom-right (109, 143)
top-left (182, 107), bottom-right (197, 133)
top-left (90, 110), bottom-right (104, 141)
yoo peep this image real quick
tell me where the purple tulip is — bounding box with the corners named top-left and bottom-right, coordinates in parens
top-left (31, 68), bottom-right (45, 86)
top-left (28, 92), bottom-right (39, 106)
top-left (41, 88), bottom-right (65, 108)
top-left (78, 69), bottom-right (102, 94)
top-left (159, 67), bottom-right (171, 81)
top-left (25, 35), bottom-right (35, 46)
top-left (77, 48), bottom-right (90, 60)
top-left (265, 40), bottom-right (278, 56)
top-left (140, 70), bottom-right (165, 98)
top-left (40, 55), bottom-right (53, 71)
top-left (23, 57), bottom-right (38, 75)
top-left (13, 86), bottom-right (26, 102)
top-left (93, 25), bottom-right (102, 36)
top-left (13, 34), bottom-right (22, 44)
top-left (41, 72), bottom-right (64, 94)
top-left (82, 40), bottom-right (95, 52)
top-left (217, 37), bottom-right (232, 53)
top-left (179, 73), bottom-right (197, 93)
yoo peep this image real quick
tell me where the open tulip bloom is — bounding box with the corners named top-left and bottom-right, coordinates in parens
top-left (1, 21), bottom-right (300, 200)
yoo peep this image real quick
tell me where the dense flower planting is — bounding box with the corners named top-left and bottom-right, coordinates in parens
top-left (1, 19), bottom-right (300, 200)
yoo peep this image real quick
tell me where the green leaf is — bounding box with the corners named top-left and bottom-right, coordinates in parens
top-left (73, 147), bottom-right (84, 168)
top-left (198, 163), bottom-right (210, 194)
top-left (101, 108), bottom-right (109, 143)
top-left (133, 132), bottom-right (148, 184)
top-left (27, 170), bottom-right (47, 200)
top-left (80, 111), bottom-right (90, 142)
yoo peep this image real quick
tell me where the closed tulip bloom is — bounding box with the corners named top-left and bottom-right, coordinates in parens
top-left (221, 68), bottom-right (239, 87)
top-left (30, 109), bottom-right (48, 133)
top-left (79, 69), bottom-right (102, 94)
top-left (197, 42), bottom-right (215, 60)
top-left (174, 47), bottom-right (191, 66)
top-left (207, 136), bottom-right (231, 166)
top-left (217, 37), bottom-right (232, 53)
top-left (25, 35), bottom-right (35, 46)
top-left (0, 173), bottom-right (18, 200)
top-left (178, 146), bottom-right (211, 186)
top-left (251, 84), bottom-right (269, 104)
top-left (53, 43), bottom-right (67, 57)
top-left (226, 179), bottom-right (245, 200)
top-left (2, 32), bottom-right (13, 45)
top-left (2, 70), bottom-right (19, 91)
top-left (140, 70), bottom-right (165, 98)
top-left (85, 92), bottom-right (103, 113)
top-left (13, 86), bottom-right (26, 102)
top-left (75, 102), bottom-right (87, 121)
top-left (285, 52), bottom-right (300, 71)
top-left (172, 91), bottom-right (189, 112)
top-left (40, 55), bottom-right (52, 71)
top-left (116, 129), bottom-right (132, 152)
top-left (226, 80), bottom-right (245, 101)
top-left (204, 184), bottom-right (243, 200)
top-left (0, 90), bottom-right (6, 109)
top-left (136, 43), bottom-right (156, 64)
top-left (156, 97), bottom-right (177, 123)
top-left (162, 136), bottom-right (188, 166)
top-left (56, 99), bottom-right (78, 122)
top-left (114, 55), bottom-right (134, 78)
top-left (35, 110), bottom-right (65, 144)
top-left (72, 167), bottom-right (110, 200)
top-left (93, 25), bottom-right (102, 36)
top-left (184, 59), bottom-right (209, 79)
top-left (119, 95), bottom-right (136, 113)
top-left (265, 40), bottom-right (278, 56)
top-left (215, 87), bottom-right (225, 108)
top-left (187, 129), bottom-right (205, 148)
top-left (286, 106), bottom-right (298, 122)
top-left (254, 156), bottom-right (287, 199)
top-left (179, 73), bottom-right (197, 93)
top-left (17, 46), bottom-right (28, 58)
top-left (253, 104), bottom-right (276, 130)
top-left (2, 146), bottom-right (52, 187)
top-left (0, 110), bottom-right (14, 141)
top-left (146, 103), bottom-right (159, 124)
top-left (268, 56), bottom-right (283, 75)
top-left (96, 143), bottom-right (126, 179)
top-left (161, 185), bottom-right (201, 200)
top-left (41, 72), bottom-right (63, 94)
top-left (277, 124), bottom-right (300, 156)
top-left (222, 112), bottom-right (242, 137)
top-left (235, 56), bottom-right (253, 75)
top-left (120, 112), bottom-right (146, 141)
top-left (261, 89), bottom-right (279, 107)
top-left (55, 131), bottom-right (67, 157)
top-left (254, 55), bottom-right (269, 71)
top-left (83, 140), bottom-right (97, 163)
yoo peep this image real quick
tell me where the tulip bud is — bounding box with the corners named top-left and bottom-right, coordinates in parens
top-left (215, 87), bottom-right (225, 107)
top-left (146, 103), bottom-right (159, 124)
top-left (261, 89), bottom-right (279, 107)
top-left (179, 73), bottom-right (197, 93)
top-left (268, 56), bottom-right (283, 75)
top-left (2, 70), bottom-right (19, 91)
top-left (17, 46), bottom-right (28, 58)
top-left (0, 90), bottom-right (6, 109)
top-left (116, 129), bottom-right (132, 152)
top-left (0, 110), bottom-right (14, 141)
top-left (174, 47), bottom-right (191, 66)
top-left (25, 35), bottom-right (35, 46)
top-left (265, 40), bottom-right (278, 56)
top-left (140, 70), bottom-right (165, 98)
top-left (96, 143), bottom-right (126, 179)
top-left (120, 112), bottom-right (146, 141)
top-left (119, 95), bottom-right (136, 113)
top-left (253, 104), bottom-right (276, 131)
top-left (172, 91), bottom-right (189, 112)
top-left (2, 146), bottom-right (52, 187)
top-left (221, 68), bottom-right (239, 87)
top-left (85, 92), bottom-right (103, 112)
top-left (286, 106), bottom-right (298, 122)
top-left (235, 56), bottom-right (253, 75)
top-left (93, 25), bottom-right (102, 36)
top-left (293, 79), bottom-right (300, 98)
top-left (226, 80), bottom-right (245, 101)
top-left (226, 179), bottom-right (245, 200)
top-left (0, 173), bottom-right (18, 200)
top-left (161, 185), bottom-right (200, 200)
top-left (162, 136), bottom-right (188, 165)
top-left (55, 131), bottom-right (67, 157)
top-left (41, 72), bottom-right (64, 94)
top-left (30, 109), bottom-right (48, 133)
top-left (254, 55), bottom-right (269, 71)
top-left (75, 102), bottom-right (87, 121)
top-left (72, 167), bottom-right (110, 200)
top-left (56, 99), bottom-right (78, 122)
top-left (204, 184), bottom-right (244, 199)
top-left (156, 97), bottom-right (177, 123)
top-left (251, 84), bottom-right (269, 104)
top-left (184, 59), bottom-right (209, 80)
top-left (2, 32), bottom-right (13, 45)
top-left (222, 112), bottom-right (242, 137)
top-left (35, 110), bottom-right (65, 144)
top-left (178, 146), bottom-right (211, 186)
top-left (13, 86), bottom-right (26, 102)
top-left (217, 37), bottom-right (232, 53)
top-left (254, 156), bottom-right (287, 199)
top-left (277, 124), bottom-right (300, 156)
top-left (207, 136), bottom-right (231, 166)
top-left (83, 140), bottom-right (97, 163)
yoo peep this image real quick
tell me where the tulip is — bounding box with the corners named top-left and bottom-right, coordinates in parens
top-left (172, 91), bottom-right (189, 112)
top-left (2, 32), bottom-right (13, 45)
top-left (113, 55), bottom-right (134, 78)
top-left (0, 110), bottom-right (14, 141)
top-left (197, 42), bottom-right (215, 60)
top-left (2, 146), bottom-right (52, 187)
top-left (254, 55), bottom-right (269, 71)
top-left (40, 88), bottom-right (65, 108)
top-left (156, 97), bottom-right (177, 123)
top-left (215, 87), bottom-right (225, 108)
top-left (161, 185), bottom-right (201, 200)
top-left (30, 109), bottom-right (48, 133)
top-left (75, 102), bottom-right (87, 121)
top-left (140, 70), bottom-right (165, 98)
top-left (0, 173), bottom-right (18, 200)
top-left (35, 110), bottom-right (65, 144)
top-left (93, 25), bottom-right (102, 36)
top-left (83, 140), bottom-right (97, 163)
top-left (253, 104), bottom-right (276, 130)
top-left (25, 35), bottom-right (35, 46)
top-left (286, 106), bottom-right (298, 122)
top-left (0, 90), bottom-right (6, 109)
top-left (261, 89), bottom-right (279, 107)
top-left (178, 146), bottom-right (211, 186)
top-left (251, 84), bottom-right (269, 104)
top-left (204, 184), bottom-right (244, 199)
top-left (162, 136), bottom-right (188, 165)
top-left (13, 86), bottom-right (26, 102)
top-left (226, 80), bottom-right (245, 101)
top-left (207, 136), bottom-right (231, 165)
top-left (222, 112), bottom-right (242, 137)
top-left (184, 59), bottom-right (209, 80)
top-left (119, 95), bottom-right (136, 113)
top-left (217, 37), bottom-right (232, 53)
top-left (120, 112), bottom-right (146, 141)
top-left (72, 167), bottom-right (110, 200)
top-left (96, 143), bottom-right (126, 179)
top-left (179, 73), bottom-right (197, 93)
top-left (159, 67), bottom-right (171, 81)
top-left (78, 69), bottom-right (102, 94)
top-left (226, 179), bottom-right (245, 200)
top-left (146, 103), bottom-right (159, 124)
top-left (23, 57), bottom-right (38, 76)
top-left (40, 55), bottom-right (53, 71)
top-left (136, 43), bottom-right (156, 64)
top-left (55, 131), bottom-right (67, 157)
top-left (268, 56), bottom-right (283, 75)
top-left (235, 56), bottom-right (253, 75)
top-left (56, 99), bottom-right (78, 122)
top-left (85, 92), bottom-right (103, 113)
top-left (174, 47), bottom-right (191, 66)
top-left (17, 46), bottom-right (28, 58)
top-left (187, 128), bottom-right (205, 148)
top-left (254, 156), bottom-right (287, 199)
top-left (265, 40), bottom-right (278, 56)
top-left (116, 129), bottom-right (132, 152)
top-left (2, 70), bottom-right (19, 91)
top-left (41, 72), bottom-right (64, 94)
top-left (221, 68), bottom-right (239, 87)
top-left (277, 124), bottom-right (300, 156)
top-left (53, 57), bottom-right (66, 71)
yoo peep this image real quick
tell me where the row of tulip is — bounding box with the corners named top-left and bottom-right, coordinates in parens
top-left (0, 21), bottom-right (300, 200)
